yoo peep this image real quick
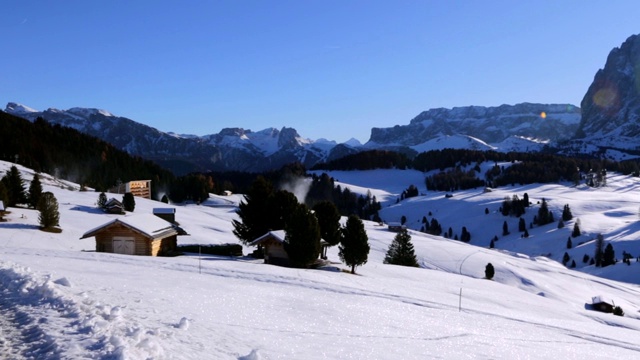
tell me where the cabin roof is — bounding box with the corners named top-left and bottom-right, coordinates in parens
top-left (249, 230), bottom-right (328, 247)
top-left (153, 207), bottom-right (176, 214)
top-left (250, 230), bottom-right (286, 246)
top-left (80, 213), bottom-right (178, 240)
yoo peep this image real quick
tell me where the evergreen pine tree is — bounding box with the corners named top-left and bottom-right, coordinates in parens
top-left (0, 181), bottom-right (8, 206)
top-left (28, 174), bottom-right (42, 209)
top-left (594, 233), bottom-right (604, 267)
top-left (489, 238), bottom-right (495, 249)
top-left (400, 215), bottom-right (407, 225)
top-left (232, 176), bottom-right (275, 245)
top-left (582, 254), bottom-right (590, 263)
top-left (284, 204), bottom-right (321, 268)
top-left (161, 194), bottom-right (169, 204)
top-left (339, 215), bottom-right (370, 274)
top-left (37, 191), bottom-right (60, 229)
top-left (571, 222), bottom-right (581, 238)
top-left (518, 217), bottom-right (526, 232)
top-left (485, 263), bottom-right (495, 279)
top-left (461, 226), bottom-right (471, 242)
top-left (384, 229), bottom-right (419, 267)
top-left (523, 228), bottom-right (529, 238)
top-left (537, 198), bottom-right (553, 225)
top-left (502, 221), bottom-right (509, 236)
top-left (2, 165), bottom-right (27, 207)
top-left (98, 192), bottom-right (107, 208)
top-left (570, 259), bottom-right (576, 268)
top-left (602, 243), bottom-right (616, 267)
top-left (312, 200), bottom-right (341, 246)
top-left (558, 218), bottom-right (564, 229)
top-left (562, 204), bottom-right (573, 221)
top-left (523, 193), bottom-right (530, 207)
top-left (562, 252), bottom-right (570, 266)
top-left (122, 192), bottom-right (136, 212)
top-left (566, 237), bottom-right (572, 249)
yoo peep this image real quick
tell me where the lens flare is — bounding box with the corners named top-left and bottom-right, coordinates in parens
top-left (593, 87), bottom-right (617, 109)
top-left (540, 111), bottom-right (547, 119)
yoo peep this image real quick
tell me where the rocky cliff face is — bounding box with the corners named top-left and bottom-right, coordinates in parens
top-left (367, 103), bottom-right (581, 147)
top-left (577, 34), bottom-right (640, 145)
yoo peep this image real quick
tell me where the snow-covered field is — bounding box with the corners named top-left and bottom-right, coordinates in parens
top-left (2, 161), bottom-right (640, 359)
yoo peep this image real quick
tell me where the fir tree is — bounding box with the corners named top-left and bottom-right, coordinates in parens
top-left (28, 174), bottom-right (43, 209)
top-left (400, 215), bottom-right (407, 225)
top-left (518, 217), bottom-right (526, 232)
top-left (537, 198), bottom-right (552, 225)
top-left (602, 243), bottom-right (616, 267)
top-left (97, 192), bottom-right (107, 208)
top-left (562, 204), bottom-right (573, 221)
top-left (339, 215), bottom-right (370, 274)
top-left (570, 259), bottom-right (576, 268)
top-left (571, 222), bottom-right (581, 238)
top-left (562, 252), bottom-right (570, 266)
top-left (594, 233), bottom-right (604, 267)
top-left (582, 254), bottom-right (590, 264)
top-left (37, 191), bottom-right (60, 229)
top-left (460, 226), bottom-right (471, 242)
top-left (489, 238), bottom-right (495, 249)
top-left (523, 228), bottom-right (529, 238)
top-left (502, 221), bottom-right (509, 236)
top-left (1, 165), bottom-right (27, 207)
top-left (384, 229), bottom-right (419, 267)
top-left (232, 176), bottom-right (275, 245)
top-left (284, 204), bottom-right (321, 268)
top-left (557, 218), bottom-right (564, 229)
top-left (161, 194), bottom-right (169, 204)
top-left (0, 181), bottom-right (8, 206)
top-left (485, 263), bottom-right (495, 280)
top-left (312, 201), bottom-right (342, 246)
top-left (566, 236), bottom-right (572, 249)
top-left (122, 192), bottom-right (136, 212)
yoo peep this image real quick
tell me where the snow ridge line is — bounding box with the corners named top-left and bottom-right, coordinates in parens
top-left (0, 261), bottom-right (167, 360)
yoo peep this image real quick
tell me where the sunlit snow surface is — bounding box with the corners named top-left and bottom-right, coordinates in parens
top-left (1, 161), bottom-right (640, 359)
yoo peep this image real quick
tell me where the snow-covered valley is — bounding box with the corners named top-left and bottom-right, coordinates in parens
top-left (1, 160), bottom-right (640, 359)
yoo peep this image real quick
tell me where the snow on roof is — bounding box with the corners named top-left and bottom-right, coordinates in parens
top-left (0, 200), bottom-right (4, 211)
top-left (80, 213), bottom-right (176, 239)
top-left (153, 208), bottom-right (176, 214)
top-left (249, 230), bottom-right (286, 246)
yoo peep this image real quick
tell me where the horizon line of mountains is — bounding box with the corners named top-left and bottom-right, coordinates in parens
top-left (4, 33), bottom-right (640, 175)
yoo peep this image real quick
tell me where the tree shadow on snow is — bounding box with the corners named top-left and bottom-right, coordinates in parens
top-left (0, 222), bottom-right (39, 230)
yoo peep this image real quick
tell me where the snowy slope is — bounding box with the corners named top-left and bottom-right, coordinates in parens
top-left (1, 161), bottom-right (640, 359)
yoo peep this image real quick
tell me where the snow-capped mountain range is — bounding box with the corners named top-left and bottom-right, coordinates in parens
top-left (5, 33), bottom-right (640, 173)
top-left (2, 101), bottom-right (579, 174)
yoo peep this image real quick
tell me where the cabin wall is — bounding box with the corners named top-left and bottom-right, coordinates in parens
top-left (94, 223), bottom-right (151, 255)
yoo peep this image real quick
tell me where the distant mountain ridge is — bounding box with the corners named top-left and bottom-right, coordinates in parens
top-left (7, 33), bottom-right (640, 173)
top-left (5, 101), bottom-right (585, 174)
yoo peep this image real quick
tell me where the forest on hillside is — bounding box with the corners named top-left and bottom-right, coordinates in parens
top-left (0, 111), bottom-right (175, 195)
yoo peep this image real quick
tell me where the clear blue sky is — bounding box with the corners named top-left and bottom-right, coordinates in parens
top-left (2, 1), bottom-right (639, 143)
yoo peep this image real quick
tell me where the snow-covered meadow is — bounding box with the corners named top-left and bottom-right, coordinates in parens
top-left (1, 160), bottom-right (640, 359)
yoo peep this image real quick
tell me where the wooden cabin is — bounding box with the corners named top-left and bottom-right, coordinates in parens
top-left (388, 222), bottom-right (406, 232)
top-left (250, 230), bottom-right (329, 266)
top-left (80, 214), bottom-right (180, 256)
top-left (251, 230), bottom-right (290, 266)
top-left (104, 198), bottom-right (124, 214)
top-left (591, 296), bottom-right (614, 313)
